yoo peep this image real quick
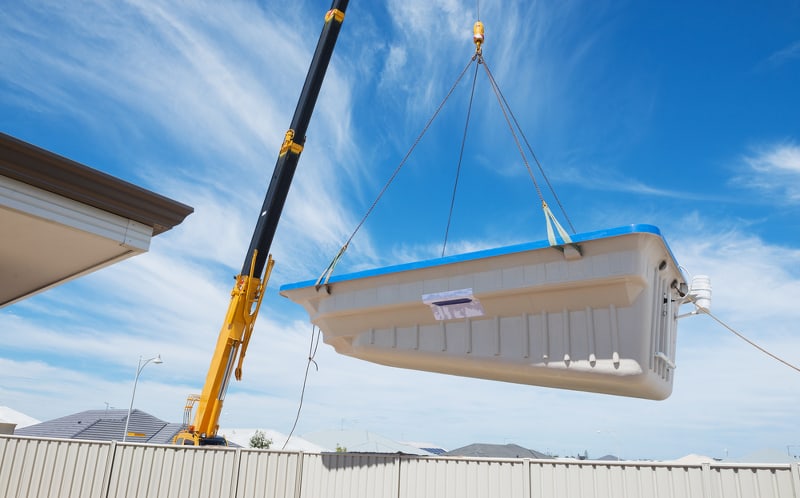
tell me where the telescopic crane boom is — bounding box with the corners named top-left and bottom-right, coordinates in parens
top-left (174, 0), bottom-right (349, 446)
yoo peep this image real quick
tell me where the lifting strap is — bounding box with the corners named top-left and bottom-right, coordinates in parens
top-left (543, 201), bottom-right (573, 245)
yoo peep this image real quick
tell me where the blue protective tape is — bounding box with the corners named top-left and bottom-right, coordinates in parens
top-left (280, 224), bottom-right (670, 292)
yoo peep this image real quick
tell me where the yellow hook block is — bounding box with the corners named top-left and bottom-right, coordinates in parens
top-left (473, 21), bottom-right (485, 53)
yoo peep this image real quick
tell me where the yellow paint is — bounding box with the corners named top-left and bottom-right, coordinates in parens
top-left (473, 21), bottom-right (485, 53)
top-left (279, 129), bottom-right (303, 156)
top-left (324, 9), bottom-right (345, 23)
top-left (174, 254), bottom-right (274, 446)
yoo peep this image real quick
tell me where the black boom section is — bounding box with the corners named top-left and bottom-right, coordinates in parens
top-left (242, 0), bottom-right (350, 278)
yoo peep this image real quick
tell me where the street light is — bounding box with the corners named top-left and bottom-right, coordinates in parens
top-left (122, 354), bottom-right (163, 442)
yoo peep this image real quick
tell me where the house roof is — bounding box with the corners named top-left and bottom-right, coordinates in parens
top-left (301, 430), bottom-right (434, 455)
top-left (444, 443), bottom-right (550, 459)
top-left (14, 409), bottom-right (183, 444)
top-left (221, 428), bottom-right (325, 452)
top-left (0, 406), bottom-right (40, 428)
top-left (0, 132), bottom-right (193, 307)
top-left (419, 447), bottom-right (447, 455)
top-left (734, 449), bottom-right (799, 464)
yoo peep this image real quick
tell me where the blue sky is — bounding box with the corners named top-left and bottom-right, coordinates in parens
top-left (2, 0), bottom-right (799, 460)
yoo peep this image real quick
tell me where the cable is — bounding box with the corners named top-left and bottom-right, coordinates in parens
top-left (344, 56), bottom-right (475, 246)
top-left (319, 23), bottom-right (577, 279)
top-left (316, 56), bottom-right (478, 286)
top-left (479, 56), bottom-right (544, 203)
top-left (442, 61), bottom-right (480, 257)
top-left (282, 324), bottom-right (323, 449)
top-left (480, 57), bottom-right (577, 234)
top-left (699, 307), bottom-right (800, 374)
top-left (488, 64), bottom-right (577, 234)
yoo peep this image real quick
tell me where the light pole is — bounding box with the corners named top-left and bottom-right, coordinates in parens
top-left (122, 354), bottom-right (163, 442)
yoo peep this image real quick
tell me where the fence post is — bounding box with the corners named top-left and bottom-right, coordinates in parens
top-left (790, 463), bottom-right (800, 498)
top-left (100, 440), bottom-right (117, 498)
top-left (701, 462), bottom-right (713, 498)
top-left (294, 452), bottom-right (305, 498)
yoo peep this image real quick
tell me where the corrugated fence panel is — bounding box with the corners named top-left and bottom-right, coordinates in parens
top-left (529, 460), bottom-right (800, 498)
top-left (622, 464), bottom-right (706, 498)
top-left (236, 449), bottom-right (301, 498)
top-left (106, 443), bottom-right (238, 498)
top-left (399, 456), bottom-right (528, 498)
top-left (711, 465), bottom-right (798, 498)
top-left (0, 436), bottom-right (111, 498)
top-left (2, 436), bottom-right (799, 498)
top-left (658, 465), bottom-right (706, 497)
top-left (531, 461), bottom-right (716, 498)
top-left (299, 453), bottom-right (399, 498)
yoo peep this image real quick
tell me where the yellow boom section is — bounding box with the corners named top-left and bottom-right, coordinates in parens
top-left (174, 253), bottom-right (274, 445)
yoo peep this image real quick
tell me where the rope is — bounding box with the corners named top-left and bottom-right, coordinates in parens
top-left (282, 324), bottom-right (323, 450)
top-left (442, 61), bottom-right (480, 257)
top-left (698, 307), bottom-right (800, 374)
top-left (316, 55), bottom-right (479, 286)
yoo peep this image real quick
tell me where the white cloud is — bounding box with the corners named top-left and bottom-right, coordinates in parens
top-left (2, 0), bottom-right (799, 462)
top-left (745, 142), bottom-right (800, 173)
top-left (738, 142), bottom-right (800, 203)
top-left (671, 221), bottom-right (800, 328)
top-left (5, 212), bottom-right (799, 460)
top-left (380, 44), bottom-right (407, 87)
top-left (555, 163), bottom-right (722, 200)
top-left (763, 39), bottom-right (800, 69)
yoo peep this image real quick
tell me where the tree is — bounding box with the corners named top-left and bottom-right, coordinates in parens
top-left (249, 430), bottom-right (272, 449)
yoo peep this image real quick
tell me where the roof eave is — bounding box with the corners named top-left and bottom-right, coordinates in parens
top-left (0, 132), bottom-right (193, 235)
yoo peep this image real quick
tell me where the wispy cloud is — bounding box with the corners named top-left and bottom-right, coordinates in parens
top-left (4, 0), bottom-right (382, 274)
top-left (761, 39), bottom-right (800, 69)
top-left (737, 142), bottom-right (800, 203)
top-left (2, 0), bottom-right (799, 461)
top-left (0, 0), bottom-right (371, 390)
top-left (554, 163), bottom-right (733, 202)
top-left (671, 218), bottom-right (800, 324)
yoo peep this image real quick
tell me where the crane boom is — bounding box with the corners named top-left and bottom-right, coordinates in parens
top-left (174, 0), bottom-right (349, 446)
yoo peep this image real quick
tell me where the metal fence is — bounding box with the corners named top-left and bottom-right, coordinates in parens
top-left (2, 435), bottom-right (798, 498)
